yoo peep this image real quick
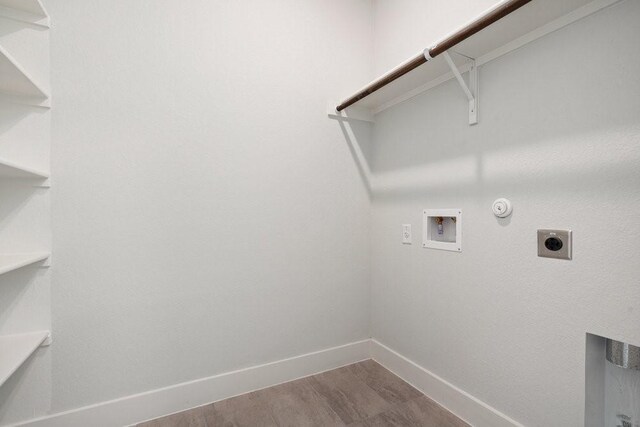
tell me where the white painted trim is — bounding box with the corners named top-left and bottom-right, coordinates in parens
top-left (370, 339), bottom-right (525, 427)
top-left (374, 0), bottom-right (622, 115)
top-left (11, 339), bottom-right (527, 427)
top-left (12, 339), bottom-right (371, 427)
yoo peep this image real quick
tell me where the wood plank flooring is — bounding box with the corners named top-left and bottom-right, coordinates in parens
top-left (137, 360), bottom-right (469, 427)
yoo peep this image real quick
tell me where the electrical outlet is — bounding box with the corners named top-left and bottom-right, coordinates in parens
top-left (402, 224), bottom-right (412, 244)
top-left (537, 229), bottom-right (572, 260)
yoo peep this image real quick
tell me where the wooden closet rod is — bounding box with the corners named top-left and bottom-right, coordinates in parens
top-left (335, 0), bottom-right (532, 112)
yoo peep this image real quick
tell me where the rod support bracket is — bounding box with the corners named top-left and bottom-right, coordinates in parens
top-left (442, 51), bottom-right (478, 125)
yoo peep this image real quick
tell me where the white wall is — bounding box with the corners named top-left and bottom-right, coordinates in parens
top-left (369, 1), bottom-right (640, 426)
top-left (372, 0), bottom-right (497, 75)
top-left (3, 1), bottom-right (639, 425)
top-left (0, 0), bottom-right (374, 424)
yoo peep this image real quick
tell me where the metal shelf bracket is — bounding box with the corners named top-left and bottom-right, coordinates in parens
top-left (443, 51), bottom-right (478, 125)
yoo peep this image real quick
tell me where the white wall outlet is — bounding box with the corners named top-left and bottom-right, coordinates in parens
top-left (402, 224), bottom-right (412, 244)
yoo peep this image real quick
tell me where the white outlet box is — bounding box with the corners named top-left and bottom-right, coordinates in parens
top-left (402, 224), bottom-right (412, 244)
top-left (423, 209), bottom-right (462, 252)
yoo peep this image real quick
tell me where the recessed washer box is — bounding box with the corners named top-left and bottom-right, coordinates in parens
top-left (423, 209), bottom-right (462, 252)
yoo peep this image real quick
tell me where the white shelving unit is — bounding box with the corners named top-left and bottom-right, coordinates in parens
top-left (0, 157), bottom-right (49, 180)
top-left (0, 0), bottom-right (49, 27)
top-left (331, 0), bottom-right (621, 121)
top-left (0, 0), bottom-right (47, 17)
top-left (0, 44), bottom-right (49, 100)
top-left (0, 0), bottom-right (52, 392)
top-left (0, 331), bottom-right (50, 387)
top-left (0, 253), bottom-right (49, 276)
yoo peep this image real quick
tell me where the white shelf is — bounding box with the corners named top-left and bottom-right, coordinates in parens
top-left (0, 253), bottom-right (49, 276)
top-left (0, 44), bottom-right (49, 99)
top-left (0, 0), bottom-right (47, 17)
top-left (0, 331), bottom-right (49, 387)
top-left (338, 0), bottom-right (620, 115)
top-left (0, 0), bottom-right (51, 393)
top-left (0, 157), bottom-right (49, 180)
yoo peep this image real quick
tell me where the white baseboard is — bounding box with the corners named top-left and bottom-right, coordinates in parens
top-left (14, 339), bottom-right (522, 427)
top-left (14, 339), bottom-right (370, 427)
top-left (370, 339), bottom-right (524, 427)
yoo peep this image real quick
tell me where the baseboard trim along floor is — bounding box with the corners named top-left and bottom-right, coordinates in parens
top-left (369, 340), bottom-right (524, 427)
top-left (13, 339), bottom-right (522, 427)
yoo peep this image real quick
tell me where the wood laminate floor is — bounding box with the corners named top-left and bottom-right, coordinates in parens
top-left (137, 360), bottom-right (469, 427)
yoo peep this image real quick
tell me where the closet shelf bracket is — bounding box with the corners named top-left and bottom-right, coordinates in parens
top-left (442, 51), bottom-right (478, 125)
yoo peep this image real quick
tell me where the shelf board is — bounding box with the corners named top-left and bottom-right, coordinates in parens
top-left (0, 44), bottom-right (49, 99)
top-left (338, 0), bottom-right (620, 114)
top-left (0, 0), bottom-right (47, 17)
top-left (0, 253), bottom-right (49, 276)
top-left (0, 157), bottom-right (49, 180)
top-left (0, 331), bottom-right (49, 387)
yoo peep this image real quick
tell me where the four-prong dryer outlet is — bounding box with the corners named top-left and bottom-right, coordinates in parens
top-left (538, 229), bottom-right (572, 260)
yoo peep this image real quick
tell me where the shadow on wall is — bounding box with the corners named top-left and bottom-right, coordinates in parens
top-left (333, 107), bottom-right (640, 205)
top-left (337, 119), bottom-right (373, 198)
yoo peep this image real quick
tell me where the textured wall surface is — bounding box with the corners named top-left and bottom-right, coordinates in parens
top-left (369, 1), bottom-right (640, 426)
top-left (0, 0), bottom-right (373, 423)
top-left (2, 1), bottom-right (639, 425)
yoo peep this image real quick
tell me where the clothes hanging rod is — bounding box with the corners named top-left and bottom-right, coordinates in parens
top-left (335, 0), bottom-right (532, 112)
